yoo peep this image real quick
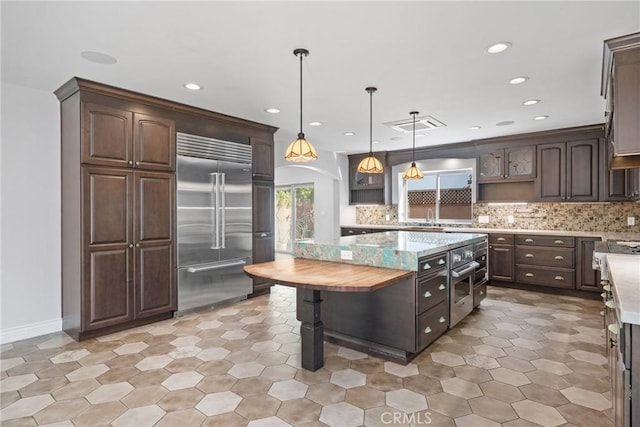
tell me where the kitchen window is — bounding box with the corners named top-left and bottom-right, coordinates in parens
top-left (400, 169), bottom-right (473, 224)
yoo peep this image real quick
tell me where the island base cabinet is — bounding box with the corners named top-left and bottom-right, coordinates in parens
top-left (473, 283), bottom-right (487, 307)
top-left (417, 301), bottom-right (448, 350)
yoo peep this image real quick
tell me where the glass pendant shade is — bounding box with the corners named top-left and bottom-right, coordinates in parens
top-left (285, 134), bottom-right (318, 162)
top-left (357, 154), bottom-right (384, 173)
top-left (403, 162), bottom-right (424, 180)
top-left (358, 86), bottom-right (383, 173)
top-left (286, 48), bottom-right (317, 162)
top-left (403, 111), bottom-right (424, 180)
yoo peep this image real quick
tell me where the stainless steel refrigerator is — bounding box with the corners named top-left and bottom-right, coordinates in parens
top-left (176, 133), bottom-right (253, 313)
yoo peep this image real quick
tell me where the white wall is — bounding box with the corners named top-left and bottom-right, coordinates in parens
top-left (1, 82), bottom-right (62, 343)
top-left (274, 149), bottom-right (349, 242)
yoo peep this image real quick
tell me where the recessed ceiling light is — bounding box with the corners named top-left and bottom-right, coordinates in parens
top-left (309, 121), bottom-right (322, 126)
top-left (390, 137), bottom-right (403, 141)
top-left (184, 83), bottom-right (201, 90)
top-left (372, 140), bottom-right (380, 144)
top-left (469, 126), bottom-right (482, 130)
top-left (416, 133), bottom-right (427, 138)
top-left (496, 121), bottom-right (515, 126)
top-left (533, 115), bottom-right (549, 121)
top-left (265, 108), bottom-right (280, 114)
top-left (487, 42), bottom-right (512, 54)
top-left (522, 99), bottom-right (540, 106)
top-left (344, 132), bottom-right (355, 136)
top-left (509, 76), bottom-right (529, 85)
top-left (80, 51), bottom-right (117, 65)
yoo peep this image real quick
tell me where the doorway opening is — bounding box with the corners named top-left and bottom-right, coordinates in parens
top-left (275, 184), bottom-right (315, 253)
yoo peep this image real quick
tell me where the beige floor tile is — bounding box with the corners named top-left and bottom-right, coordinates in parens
top-left (14, 377), bottom-right (67, 398)
top-left (455, 413), bottom-right (502, 427)
top-left (469, 395), bottom-right (518, 423)
top-left (268, 379), bottom-right (308, 401)
top-left (319, 402), bottom-right (363, 427)
top-left (196, 390), bottom-right (242, 416)
top-left (497, 356), bottom-right (536, 372)
top-left (111, 404), bottom-right (165, 426)
top-left (156, 408), bottom-right (206, 427)
top-left (519, 383), bottom-right (570, 407)
top-left (0, 394), bottom-right (54, 421)
top-left (276, 398), bottom-right (321, 425)
top-left (231, 376), bottom-right (274, 397)
top-left (157, 388), bottom-right (205, 411)
top-left (479, 381), bottom-right (525, 403)
top-left (235, 395), bottom-right (280, 420)
top-left (386, 388), bottom-right (428, 413)
top-left (201, 411), bottom-right (249, 427)
top-left (427, 392), bottom-right (472, 418)
top-left (365, 371), bottom-right (404, 391)
top-left (306, 383), bottom-right (346, 406)
top-left (560, 386), bottom-right (612, 411)
top-left (120, 385), bottom-right (168, 408)
top-left (32, 398), bottom-right (89, 425)
top-left (489, 367), bottom-right (531, 386)
top-left (512, 399), bottom-right (567, 427)
top-left (0, 374), bottom-right (38, 392)
top-left (161, 371), bottom-right (204, 391)
top-left (453, 365), bottom-right (493, 383)
top-left (196, 373), bottom-right (237, 393)
top-left (363, 405), bottom-right (411, 427)
top-left (71, 401), bottom-right (127, 426)
top-left (556, 402), bottom-right (615, 426)
top-left (441, 377), bottom-right (483, 399)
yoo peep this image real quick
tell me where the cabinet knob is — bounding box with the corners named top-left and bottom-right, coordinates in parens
top-left (260, 233), bottom-right (267, 237)
top-left (554, 240), bottom-right (564, 244)
top-left (128, 160), bottom-right (133, 165)
top-left (525, 253), bottom-right (534, 258)
top-left (554, 256), bottom-right (564, 260)
top-left (497, 237), bottom-right (506, 242)
top-left (525, 273), bottom-right (534, 277)
top-left (608, 323), bottom-right (619, 335)
top-left (135, 161), bottom-right (140, 166)
top-left (129, 244), bottom-right (134, 248)
top-left (135, 243), bottom-right (140, 248)
top-left (605, 300), bottom-right (616, 309)
top-left (438, 316), bottom-right (446, 323)
top-left (348, 230), bottom-right (354, 234)
top-left (479, 290), bottom-right (484, 295)
top-left (424, 326), bottom-right (432, 334)
top-left (438, 284), bottom-right (446, 290)
top-left (554, 276), bottom-right (564, 281)
top-left (525, 238), bottom-right (534, 243)
top-left (438, 259), bottom-right (445, 265)
top-left (603, 285), bottom-right (611, 291)
top-left (600, 311), bottom-right (604, 317)
top-left (423, 263), bottom-right (432, 270)
top-left (423, 291), bottom-right (432, 298)
top-left (361, 231), bottom-right (367, 234)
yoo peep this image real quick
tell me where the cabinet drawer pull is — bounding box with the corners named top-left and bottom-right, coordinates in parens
top-left (603, 285), bottom-right (611, 291)
top-left (348, 230), bottom-right (354, 234)
top-left (424, 326), bottom-right (432, 334)
top-left (439, 316), bottom-right (446, 323)
top-left (525, 238), bottom-right (534, 243)
top-left (128, 160), bottom-right (133, 165)
top-left (605, 300), bottom-right (616, 309)
top-left (525, 253), bottom-right (534, 258)
top-left (554, 276), bottom-right (564, 281)
top-left (608, 323), bottom-right (619, 335)
top-left (554, 240), bottom-right (564, 244)
top-left (135, 161), bottom-right (140, 166)
top-left (260, 233), bottom-right (267, 237)
top-left (438, 284), bottom-right (446, 290)
top-left (525, 273), bottom-right (534, 277)
top-left (600, 311), bottom-right (604, 316)
top-left (361, 231), bottom-right (367, 234)
top-left (479, 290), bottom-right (484, 295)
top-left (554, 256), bottom-right (564, 260)
top-left (438, 259), bottom-right (445, 265)
top-left (601, 292), bottom-right (607, 298)
top-left (497, 237), bottom-right (506, 242)
top-left (423, 263), bottom-right (432, 270)
top-left (423, 291), bottom-right (432, 298)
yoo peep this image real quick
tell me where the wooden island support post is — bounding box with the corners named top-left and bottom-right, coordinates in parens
top-left (244, 258), bottom-right (414, 371)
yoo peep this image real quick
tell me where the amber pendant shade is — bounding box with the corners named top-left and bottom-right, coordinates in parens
top-left (285, 134), bottom-right (318, 162)
top-left (402, 162), bottom-right (424, 180)
top-left (357, 154), bottom-right (384, 173)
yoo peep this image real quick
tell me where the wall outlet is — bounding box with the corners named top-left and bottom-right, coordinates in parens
top-left (628, 216), bottom-right (636, 226)
top-left (478, 215), bottom-right (489, 224)
top-left (385, 214), bottom-right (390, 221)
top-left (507, 215), bottom-right (515, 224)
top-left (340, 250), bottom-right (353, 260)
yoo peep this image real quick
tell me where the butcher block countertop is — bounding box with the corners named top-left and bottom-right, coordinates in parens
top-left (607, 254), bottom-right (640, 325)
top-left (244, 258), bottom-right (413, 292)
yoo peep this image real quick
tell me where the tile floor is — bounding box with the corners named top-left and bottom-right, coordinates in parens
top-left (0, 285), bottom-right (611, 426)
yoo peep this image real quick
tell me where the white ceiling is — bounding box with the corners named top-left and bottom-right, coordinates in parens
top-left (2, 1), bottom-right (639, 156)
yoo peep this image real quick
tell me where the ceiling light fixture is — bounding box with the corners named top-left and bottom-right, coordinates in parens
top-left (509, 76), bottom-right (529, 85)
top-left (285, 48), bottom-right (317, 162)
top-left (184, 83), bottom-right (201, 90)
top-left (80, 51), bottom-right (117, 65)
top-left (265, 108), bottom-right (280, 114)
top-left (309, 121), bottom-right (322, 126)
top-left (403, 111), bottom-right (424, 180)
top-left (357, 87), bottom-right (384, 174)
top-left (522, 99), bottom-right (540, 106)
top-left (533, 115), bottom-right (549, 121)
top-left (496, 121), bottom-right (515, 126)
top-left (469, 126), bottom-right (482, 130)
top-left (487, 42), bottom-right (512, 54)
top-left (344, 132), bottom-right (355, 136)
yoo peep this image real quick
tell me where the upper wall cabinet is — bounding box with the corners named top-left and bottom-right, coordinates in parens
top-left (251, 136), bottom-right (274, 181)
top-left (537, 139), bottom-right (598, 202)
top-left (83, 102), bottom-right (175, 171)
top-left (477, 146), bottom-right (535, 182)
top-left (349, 153), bottom-right (385, 204)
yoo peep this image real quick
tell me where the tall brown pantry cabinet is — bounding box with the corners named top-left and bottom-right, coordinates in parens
top-left (56, 78), bottom-right (277, 340)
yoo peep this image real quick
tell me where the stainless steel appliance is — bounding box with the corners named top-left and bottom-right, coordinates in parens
top-left (473, 240), bottom-right (488, 307)
top-left (449, 244), bottom-right (479, 327)
top-left (592, 239), bottom-right (638, 426)
top-left (176, 133), bottom-right (253, 312)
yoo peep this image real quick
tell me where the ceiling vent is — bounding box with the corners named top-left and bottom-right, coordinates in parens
top-left (384, 115), bottom-right (446, 133)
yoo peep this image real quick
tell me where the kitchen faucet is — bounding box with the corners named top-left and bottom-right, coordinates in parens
top-left (426, 208), bottom-right (435, 226)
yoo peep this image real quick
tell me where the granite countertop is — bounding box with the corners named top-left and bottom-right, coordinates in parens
top-left (294, 230), bottom-right (487, 271)
top-left (341, 224), bottom-right (640, 241)
top-left (607, 254), bottom-right (640, 325)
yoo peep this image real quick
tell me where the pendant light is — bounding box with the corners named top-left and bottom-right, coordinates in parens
top-left (402, 111), bottom-right (424, 180)
top-left (357, 87), bottom-right (383, 173)
top-left (285, 48), bottom-right (318, 162)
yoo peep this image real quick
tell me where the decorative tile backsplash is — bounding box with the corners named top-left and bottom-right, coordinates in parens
top-left (356, 202), bottom-right (640, 233)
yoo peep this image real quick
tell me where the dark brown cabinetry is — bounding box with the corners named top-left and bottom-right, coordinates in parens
top-left (515, 234), bottom-right (575, 289)
top-left (575, 238), bottom-right (601, 292)
top-left (478, 146), bottom-right (536, 182)
top-left (252, 182), bottom-right (275, 295)
top-left (488, 234), bottom-right (515, 282)
top-left (251, 136), bottom-right (274, 181)
top-left (599, 139), bottom-right (633, 201)
top-left (537, 139), bottom-right (598, 202)
top-left (416, 252), bottom-right (449, 351)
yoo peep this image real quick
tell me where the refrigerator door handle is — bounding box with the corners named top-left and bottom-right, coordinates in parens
top-left (210, 172), bottom-right (220, 249)
top-left (221, 172), bottom-right (226, 249)
top-left (186, 259), bottom-right (247, 273)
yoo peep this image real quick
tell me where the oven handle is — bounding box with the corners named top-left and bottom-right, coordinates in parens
top-left (451, 261), bottom-right (480, 278)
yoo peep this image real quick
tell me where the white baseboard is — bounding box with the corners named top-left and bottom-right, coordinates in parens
top-left (0, 318), bottom-right (62, 345)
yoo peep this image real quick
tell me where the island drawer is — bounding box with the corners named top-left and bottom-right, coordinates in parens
top-left (473, 283), bottom-right (487, 307)
top-left (515, 246), bottom-right (574, 268)
top-left (515, 235), bottom-right (574, 247)
top-left (417, 301), bottom-right (448, 350)
top-left (489, 234), bottom-right (514, 244)
top-left (417, 271), bottom-right (448, 314)
top-left (418, 253), bottom-right (448, 276)
top-left (515, 265), bottom-right (575, 288)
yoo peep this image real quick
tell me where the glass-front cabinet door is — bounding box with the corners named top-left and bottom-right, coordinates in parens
top-left (505, 146), bottom-right (535, 180)
top-left (478, 150), bottom-right (504, 182)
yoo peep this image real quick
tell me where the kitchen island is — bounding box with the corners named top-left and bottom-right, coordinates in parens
top-left (292, 231), bottom-right (487, 364)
